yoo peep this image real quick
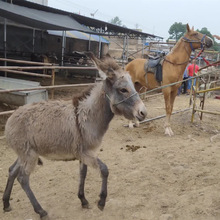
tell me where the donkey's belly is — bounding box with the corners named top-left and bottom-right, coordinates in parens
top-left (44, 153), bottom-right (77, 161)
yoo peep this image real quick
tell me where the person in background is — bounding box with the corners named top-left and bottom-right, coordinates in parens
top-left (177, 63), bottom-right (189, 95)
top-left (187, 60), bottom-right (199, 94)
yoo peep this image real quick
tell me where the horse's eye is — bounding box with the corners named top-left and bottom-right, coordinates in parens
top-left (120, 88), bottom-right (128, 93)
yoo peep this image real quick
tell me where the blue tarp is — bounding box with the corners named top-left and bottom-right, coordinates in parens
top-left (48, 30), bottom-right (109, 44)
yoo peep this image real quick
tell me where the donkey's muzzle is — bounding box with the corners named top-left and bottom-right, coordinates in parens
top-left (137, 106), bottom-right (147, 121)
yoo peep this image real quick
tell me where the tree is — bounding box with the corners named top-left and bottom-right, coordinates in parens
top-left (168, 22), bottom-right (186, 41)
top-left (197, 27), bottom-right (213, 39)
top-left (109, 16), bottom-right (122, 26)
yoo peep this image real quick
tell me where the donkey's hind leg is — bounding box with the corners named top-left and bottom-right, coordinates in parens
top-left (3, 159), bottom-right (20, 212)
top-left (78, 162), bottom-right (89, 208)
top-left (17, 153), bottom-right (47, 218)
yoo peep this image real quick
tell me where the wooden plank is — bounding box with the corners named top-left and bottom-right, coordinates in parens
top-left (0, 57), bottom-right (52, 66)
top-left (0, 83), bottom-right (95, 93)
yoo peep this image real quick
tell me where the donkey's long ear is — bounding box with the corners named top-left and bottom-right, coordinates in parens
top-left (85, 51), bottom-right (107, 79)
top-left (85, 52), bottom-right (119, 82)
top-left (186, 24), bottom-right (191, 32)
top-left (85, 52), bottom-right (102, 70)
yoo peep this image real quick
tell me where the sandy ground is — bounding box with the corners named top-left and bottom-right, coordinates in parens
top-left (0, 90), bottom-right (220, 220)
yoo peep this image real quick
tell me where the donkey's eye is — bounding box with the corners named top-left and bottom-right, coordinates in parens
top-left (120, 88), bottom-right (128, 93)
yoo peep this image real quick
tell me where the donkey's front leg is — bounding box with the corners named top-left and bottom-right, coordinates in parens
top-left (78, 162), bottom-right (89, 208)
top-left (97, 158), bottom-right (109, 210)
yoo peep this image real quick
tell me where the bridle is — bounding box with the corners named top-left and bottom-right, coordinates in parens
top-left (164, 34), bottom-right (207, 65)
top-left (105, 91), bottom-right (138, 106)
top-left (182, 34), bottom-right (207, 51)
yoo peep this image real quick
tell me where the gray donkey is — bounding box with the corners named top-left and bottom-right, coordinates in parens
top-left (2, 52), bottom-right (147, 219)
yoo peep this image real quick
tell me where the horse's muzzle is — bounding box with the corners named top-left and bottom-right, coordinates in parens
top-left (206, 38), bottom-right (214, 48)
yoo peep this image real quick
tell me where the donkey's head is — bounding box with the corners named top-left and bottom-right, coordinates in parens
top-left (183, 24), bottom-right (213, 50)
top-left (86, 52), bottom-right (147, 122)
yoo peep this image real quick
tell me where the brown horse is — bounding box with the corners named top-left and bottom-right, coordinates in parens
top-left (126, 24), bottom-right (213, 135)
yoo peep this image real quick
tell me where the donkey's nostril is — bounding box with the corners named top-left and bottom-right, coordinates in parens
top-left (139, 109), bottom-right (147, 119)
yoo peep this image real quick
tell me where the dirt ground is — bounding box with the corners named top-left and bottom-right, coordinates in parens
top-left (0, 85), bottom-right (220, 220)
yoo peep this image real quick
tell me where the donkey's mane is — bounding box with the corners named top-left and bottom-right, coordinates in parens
top-left (72, 85), bottom-right (95, 107)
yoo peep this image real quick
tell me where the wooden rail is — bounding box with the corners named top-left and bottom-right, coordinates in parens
top-left (0, 66), bottom-right (97, 70)
top-left (0, 57), bottom-right (52, 66)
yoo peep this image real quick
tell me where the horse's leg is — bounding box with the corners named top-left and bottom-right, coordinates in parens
top-left (3, 159), bottom-right (20, 211)
top-left (167, 89), bottom-right (178, 135)
top-left (78, 162), bottom-right (89, 208)
top-left (128, 119), bottom-right (139, 128)
top-left (128, 120), bottom-right (134, 128)
top-left (163, 88), bottom-right (174, 136)
top-left (97, 158), bottom-right (109, 210)
top-left (170, 89), bottom-right (178, 113)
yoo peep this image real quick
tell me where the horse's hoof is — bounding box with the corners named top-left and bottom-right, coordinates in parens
top-left (128, 124), bottom-right (134, 129)
top-left (165, 127), bottom-right (174, 136)
top-left (134, 122), bottom-right (140, 127)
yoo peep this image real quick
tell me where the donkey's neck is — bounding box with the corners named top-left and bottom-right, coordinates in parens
top-left (77, 82), bottom-right (114, 144)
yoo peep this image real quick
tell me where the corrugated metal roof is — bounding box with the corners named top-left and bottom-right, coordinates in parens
top-left (48, 30), bottom-right (109, 44)
top-left (8, 0), bottom-right (163, 40)
top-left (0, 1), bottom-right (95, 33)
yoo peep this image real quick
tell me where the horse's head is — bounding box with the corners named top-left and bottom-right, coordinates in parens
top-left (86, 52), bottom-right (147, 122)
top-left (183, 24), bottom-right (213, 50)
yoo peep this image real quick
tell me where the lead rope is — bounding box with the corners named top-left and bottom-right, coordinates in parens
top-left (105, 92), bottom-right (138, 106)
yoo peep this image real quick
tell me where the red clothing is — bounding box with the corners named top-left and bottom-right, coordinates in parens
top-left (187, 64), bottom-right (199, 77)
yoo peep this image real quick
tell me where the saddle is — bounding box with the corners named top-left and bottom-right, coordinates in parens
top-left (144, 53), bottom-right (165, 84)
top-left (148, 55), bottom-right (162, 68)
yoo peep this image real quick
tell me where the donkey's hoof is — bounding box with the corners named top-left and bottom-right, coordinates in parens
top-left (97, 200), bottom-right (105, 211)
top-left (41, 215), bottom-right (49, 220)
top-left (4, 205), bottom-right (12, 212)
top-left (39, 210), bottom-right (48, 219)
top-left (82, 203), bottom-right (90, 209)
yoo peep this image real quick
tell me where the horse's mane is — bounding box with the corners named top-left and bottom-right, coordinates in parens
top-left (169, 37), bottom-right (183, 55)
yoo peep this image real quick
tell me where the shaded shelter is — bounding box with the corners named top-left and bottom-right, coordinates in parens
top-left (0, 0), bottom-right (163, 65)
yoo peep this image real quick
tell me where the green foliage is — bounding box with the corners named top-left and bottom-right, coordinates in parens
top-left (109, 16), bottom-right (122, 26)
top-left (197, 27), bottom-right (213, 39)
top-left (168, 22), bottom-right (186, 41)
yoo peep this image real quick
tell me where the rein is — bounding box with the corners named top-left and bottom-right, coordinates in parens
top-left (105, 92), bottom-right (138, 106)
top-left (163, 57), bottom-right (189, 66)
